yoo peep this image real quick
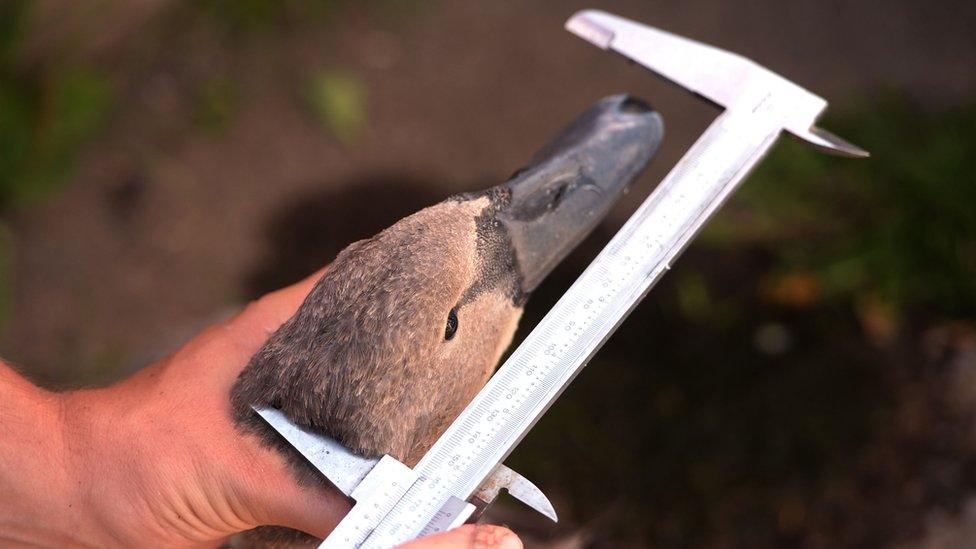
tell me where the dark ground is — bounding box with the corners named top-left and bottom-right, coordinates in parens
top-left (1, 1), bottom-right (975, 547)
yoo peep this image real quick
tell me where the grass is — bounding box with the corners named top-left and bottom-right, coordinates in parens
top-left (508, 92), bottom-right (976, 547)
top-left (199, 0), bottom-right (429, 32)
top-left (0, 226), bottom-right (10, 332)
top-left (306, 70), bottom-right (368, 144)
top-left (708, 93), bottom-right (976, 322)
top-left (0, 68), bottom-right (111, 208)
top-left (0, 0), bottom-right (112, 332)
top-left (194, 77), bottom-right (239, 135)
top-left (200, 0), bottom-right (346, 30)
top-left (0, 0), bottom-right (111, 211)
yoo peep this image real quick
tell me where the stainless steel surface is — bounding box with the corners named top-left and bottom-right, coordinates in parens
top-left (319, 455), bottom-right (419, 549)
top-left (566, 10), bottom-right (868, 158)
top-left (254, 406), bottom-right (378, 497)
top-left (418, 496), bottom-right (476, 537)
top-left (471, 463), bottom-right (558, 523)
top-left (353, 10), bottom-right (867, 547)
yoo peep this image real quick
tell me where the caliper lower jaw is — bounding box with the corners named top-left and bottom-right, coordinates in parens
top-left (252, 407), bottom-right (557, 537)
top-left (415, 462), bottom-right (558, 537)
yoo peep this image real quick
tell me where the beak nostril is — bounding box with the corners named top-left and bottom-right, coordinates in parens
top-left (618, 95), bottom-right (653, 114)
top-left (549, 183), bottom-right (569, 210)
top-left (497, 94), bottom-right (662, 293)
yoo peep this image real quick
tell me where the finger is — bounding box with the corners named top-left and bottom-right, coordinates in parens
top-left (147, 268), bottom-right (328, 388)
top-left (238, 456), bottom-right (351, 540)
top-left (397, 524), bottom-right (523, 549)
top-left (222, 268), bottom-right (327, 355)
top-left (147, 267), bottom-right (338, 536)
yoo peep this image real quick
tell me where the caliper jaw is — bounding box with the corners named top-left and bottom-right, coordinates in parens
top-left (252, 407), bottom-right (557, 539)
top-left (470, 463), bottom-right (557, 523)
top-left (415, 463), bottom-right (559, 538)
top-left (565, 9), bottom-right (869, 158)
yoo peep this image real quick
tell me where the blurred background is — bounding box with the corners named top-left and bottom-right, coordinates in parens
top-left (1, 0), bottom-right (975, 546)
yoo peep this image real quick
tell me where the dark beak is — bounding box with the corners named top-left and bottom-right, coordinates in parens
top-left (499, 94), bottom-right (663, 292)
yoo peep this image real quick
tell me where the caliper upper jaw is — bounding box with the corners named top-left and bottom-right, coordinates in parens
top-left (565, 9), bottom-right (869, 159)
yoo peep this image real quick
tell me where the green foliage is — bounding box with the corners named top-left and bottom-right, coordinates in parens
top-left (676, 272), bottom-right (711, 320)
top-left (200, 0), bottom-right (427, 31)
top-left (194, 77), bottom-right (238, 134)
top-left (0, 0), bottom-right (29, 68)
top-left (0, 0), bottom-right (111, 330)
top-left (201, 0), bottom-right (339, 30)
top-left (306, 70), bottom-right (368, 144)
top-left (0, 0), bottom-right (111, 211)
top-left (0, 225), bottom-right (10, 330)
top-left (710, 94), bottom-right (976, 319)
top-left (0, 68), bottom-right (111, 208)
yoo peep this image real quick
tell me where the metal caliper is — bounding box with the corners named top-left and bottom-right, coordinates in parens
top-left (255, 9), bottom-right (869, 548)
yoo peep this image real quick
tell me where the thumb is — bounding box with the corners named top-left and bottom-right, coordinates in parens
top-left (219, 268), bottom-right (356, 538)
top-left (171, 267), bottom-right (350, 538)
top-left (224, 268), bottom-right (327, 355)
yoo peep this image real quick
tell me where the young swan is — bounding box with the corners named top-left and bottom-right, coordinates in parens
top-left (233, 193), bottom-right (523, 466)
top-left (231, 95), bottom-right (663, 544)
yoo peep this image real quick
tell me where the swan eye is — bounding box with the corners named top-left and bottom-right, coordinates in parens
top-left (445, 308), bottom-right (459, 340)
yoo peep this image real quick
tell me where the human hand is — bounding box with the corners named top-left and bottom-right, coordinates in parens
top-left (399, 525), bottom-right (522, 549)
top-left (0, 270), bottom-right (521, 548)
